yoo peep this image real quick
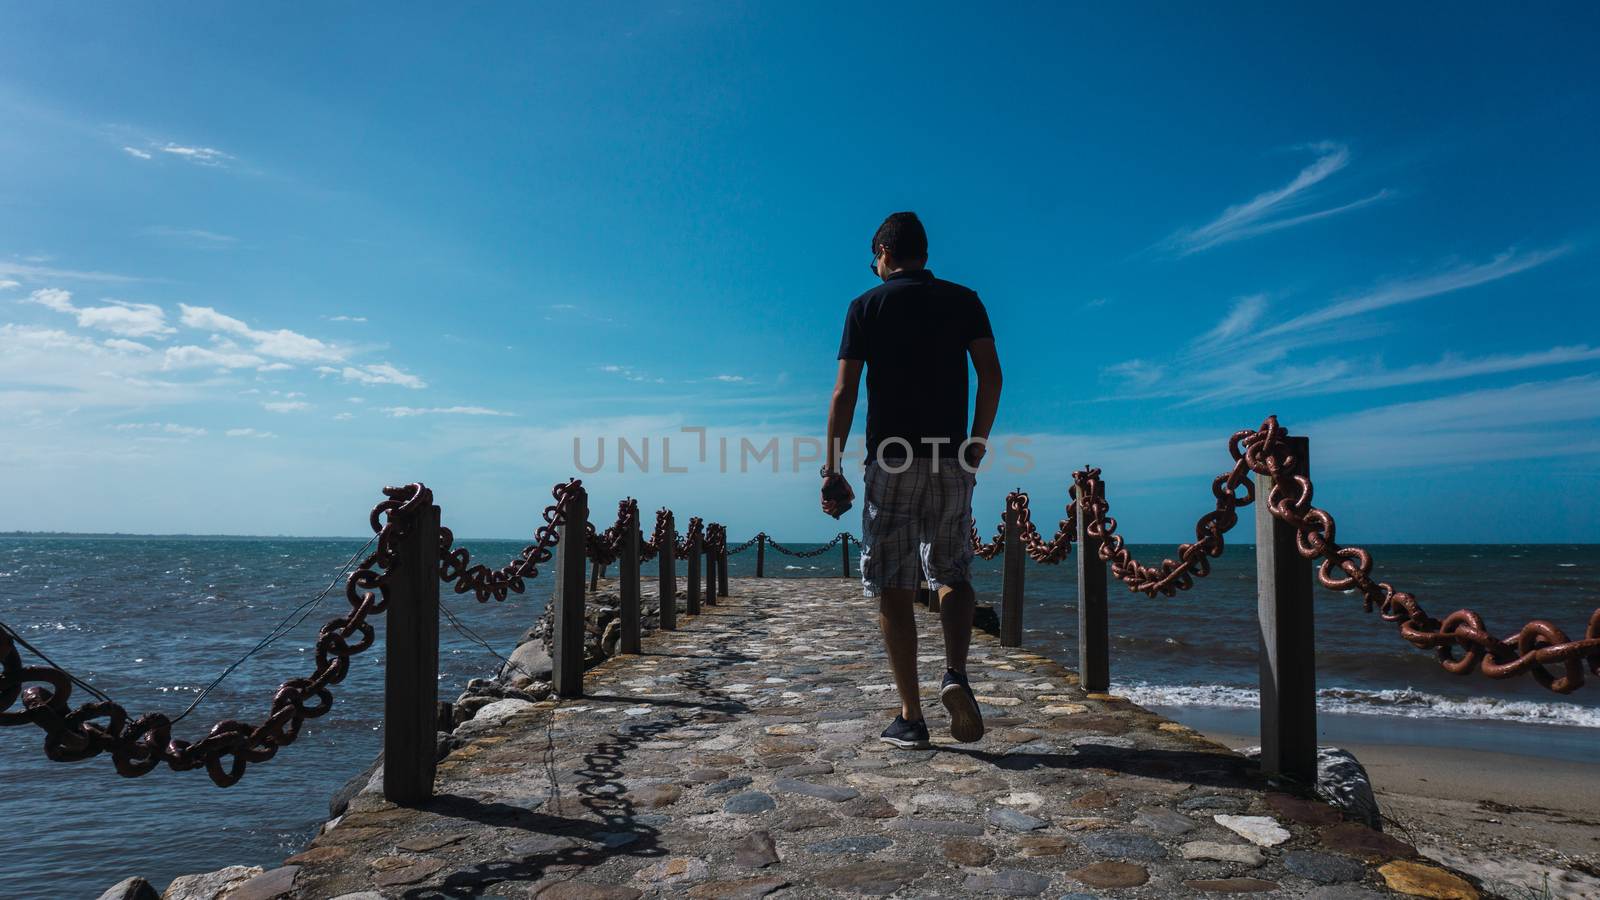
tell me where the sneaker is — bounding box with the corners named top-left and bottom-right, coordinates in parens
top-left (879, 714), bottom-right (930, 749)
top-left (940, 669), bottom-right (985, 743)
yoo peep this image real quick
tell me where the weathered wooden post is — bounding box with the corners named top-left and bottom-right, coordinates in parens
top-left (686, 525), bottom-right (702, 616)
top-left (384, 497), bottom-right (440, 805)
top-left (702, 529), bottom-right (717, 607)
top-left (840, 534), bottom-right (851, 578)
top-left (755, 533), bottom-right (766, 577)
top-left (717, 535), bottom-right (729, 598)
top-left (657, 512), bottom-right (677, 631)
top-left (1076, 481), bottom-right (1110, 693)
top-left (589, 557), bottom-right (600, 592)
top-left (553, 485), bottom-right (590, 698)
top-left (1255, 435), bottom-right (1316, 783)
top-left (620, 505), bottom-right (642, 655)
top-left (1001, 500), bottom-right (1025, 647)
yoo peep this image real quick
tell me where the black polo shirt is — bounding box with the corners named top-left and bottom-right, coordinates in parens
top-left (837, 268), bottom-right (993, 464)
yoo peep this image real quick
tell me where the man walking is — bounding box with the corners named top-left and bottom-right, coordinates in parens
top-left (820, 211), bottom-right (1003, 749)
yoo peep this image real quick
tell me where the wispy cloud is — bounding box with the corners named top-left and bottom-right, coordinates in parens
top-left (0, 261), bottom-right (142, 284)
top-left (158, 143), bottom-right (233, 167)
top-left (141, 226), bottom-right (236, 248)
top-left (0, 280), bottom-right (18, 290)
top-left (122, 146), bottom-right (153, 160)
top-left (1262, 246), bottom-right (1568, 336)
top-left (599, 364), bottom-right (665, 384)
top-left (382, 405), bottom-right (514, 418)
top-left (1164, 142), bottom-right (1388, 255)
top-left (327, 314), bottom-right (367, 323)
top-left (225, 427), bottom-right (276, 439)
top-left (711, 374), bottom-right (747, 383)
top-left (315, 363), bottom-right (426, 389)
top-left (262, 400), bottom-right (309, 413)
top-left (23, 288), bottom-right (174, 339)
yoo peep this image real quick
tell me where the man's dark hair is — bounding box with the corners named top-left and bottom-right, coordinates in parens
top-left (871, 211), bottom-right (928, 260)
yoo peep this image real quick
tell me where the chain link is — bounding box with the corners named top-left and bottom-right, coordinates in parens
top-left (766, 532), bottom-right (852, 558)
top-left (439, 479), bottom-right (581, 602)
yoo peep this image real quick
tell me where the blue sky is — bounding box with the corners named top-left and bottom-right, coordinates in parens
top-left (2, 3), bottom-right (1597, 541)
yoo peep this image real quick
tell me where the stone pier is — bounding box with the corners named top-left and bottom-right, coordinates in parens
top-left (245, 577), bottom-right (1480, 899)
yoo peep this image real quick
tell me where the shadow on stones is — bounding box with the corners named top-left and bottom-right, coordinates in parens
top-left (399, 619), bottom-right (754, 898)
top-left (935, 744), bottom-right (1263, 791)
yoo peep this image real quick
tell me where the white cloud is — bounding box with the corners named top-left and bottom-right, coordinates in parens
top-left (319, 363), bottom-right (426, 389)
top-left (382, 406), bottom-right (514, 418)
top-left (328, 315), bottom-right (367, 323)
top-left (333, 412), bottom-right (354, 421)
top-left (225, 428), bottom-right (276, 439)
top-left (178, 304), bottom-right (345, 363)
top-left (159, 144), bottom-right (233, 167)
top-left (256, 362), bottom-right (293, 372)
top-left (122, 146), bottom-right (153, 160)
top-left (162, 345), bottom-right (264, 370)
top-left (23, 288), bottom-right (174, 338)
top-left (1195, 294), bottom-right (1266, 347)
top-left (1165, 142), bottom-right (1388, 255)
top-left (110, 422), bottom-right (207, 438)
top-left (0, 261), bottom-right (140, 284)
top-left (263, 400), bottom-right (309, 413)
top-left (102, 338), bottom-right (153, 354)
top-left (711, 374), bottom-right (747, 383)
top-left (0, 280), bottom-right (19, 290)
top-left (1102, 359), bottom-right (1166, 390)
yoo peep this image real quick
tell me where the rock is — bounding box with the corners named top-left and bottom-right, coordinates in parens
top-left (892, 817), bottom-right (987, 836)
top-left (398, 832), bottom-right (470, 852)
top-left (988, 807), bottom-right (1048, 831)
top-left (624, 783), bottom-right (683, 808)
top-left (685, 876), bottom-right (790, 899)
top-left (228, 866), bottom-right (300, 900)
top-left (843, 795), bottom-right (900, 818)
top-left (328, 894), bottom-right (388, 900)
top-left (1267, 791), bottom-right (1343, 827)
top-left (1319, 822), bottom-right (1418, 861)
top-left (681, 767), bottom-right (730, 784)
top-left (943, 838), bottom-right (996, 866)
top-left (464, 698), bottom-right (539, 727)
top-left (1015, 835), bottom-right (1072, 857)
top-left (771, 778), bottom-right (859, 801)
top-left (632, 857), bottom-right (710, 885)
top-left (778, 809), bottom-right (839, 830)
top-left (501, 640), bottom-right (553, 682)
top-left (536, 883), bottom-right (643, 899)
top-left (1236, 746), bottom-right (1381, 829)
top-left (1068, 861), bottom-right (1149, 889)
top-left (1213, 814), bottom-right (1292, 847)
top-left (734, 830), bottom-right (780, 868)
top-left (373, 858), bottom-right (445, 887)
top-left (284, 846), bottom-right (352, 865)
top-left (601, 619), bottom-right (622, 657)
top-left (962, 869), bottom-right (1053, 896)
top-left (723, 792), bottom-right (777, 815)
top-left (805, 834), bottom-right (895, 854)
top-left (706, 776), bottom-right (754, 794)
top-left (1078, 831), bottom-right (1167, 861)
top-left (163, 865), bottom-right (265, 900)
top-left (329, 756), bottom-right (382, 817)
top-left (1069, 789), bottom-right (1117, 809)
top-left (93, 877), bottom-right (159, 900)
top-left (509, 835), bottom-right (580, 857)
top-left (1183, 878), bottom-right (1280, 892)
top-left (1377, 860), bottom-right (1479, 899)
top-left (1304, 887), bottom-right (1387, 900)
top-left (1179, 794), bottom-right (1246, 812)
top-left (591, 832), bottom-right (641, 848)
top-left (1285, 850), bottom-right (1367, 883)
top-left (1133, 806), bottom-right (1196, 836)
top-left (814, 860), bottom-right (925, 895)
top-left (1181, 840), bottom-right (1264, 866)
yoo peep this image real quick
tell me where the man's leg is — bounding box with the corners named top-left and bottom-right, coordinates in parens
top-left (879, 588), bottom-right (923, 720)
top-left (937, 581), bottom-right (976, 674)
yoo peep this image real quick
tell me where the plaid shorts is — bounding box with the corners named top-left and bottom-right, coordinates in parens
top-left (858, 457), bottom-right (976, 597)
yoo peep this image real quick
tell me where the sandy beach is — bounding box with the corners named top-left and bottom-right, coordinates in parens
top-left (1200, 727), bottom-right (1600, 899)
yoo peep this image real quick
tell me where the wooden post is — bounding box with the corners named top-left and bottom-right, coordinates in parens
top-left (1076, 481), bottom-right (1110, 693)
top-left (1256, 435), bottom-right (1316, 783)
top-left (620, 508), bottom-right (641, 655)
top-left (589, 557), bottom-right (600, 592)
top-left (553, 485), bottom-right (589, 698)
top-left (686, 527), bottom-right (702, 616)
top-left (657, 512), bottom-right (677, 632)
top-left (840, 534), bottom-right (851, 578)
top-left (755, 534), bottom-right (765, 577)
top-left (1001, 501), bottom-right (1025, 647)
top-left (384, 499), bottom-right (440, 805)
top-left (703, 538), bottom-right (717, 607)
top-left (717, 537), bottom-right (729, 597)
top-left (916, 580), bottom-right (930, 607)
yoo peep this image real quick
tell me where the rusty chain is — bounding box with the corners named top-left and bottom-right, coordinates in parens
top-left (675, 517), bottom-right (705, 560)
top-left (0, 482), bottom-right (435, 786)
top-left (724, 533), bottom-right (763, 555)
top-left (969, 490), bottom-right (1077, 564)
top-left (765, 533), bottom-right (852, 558)
top-left (439, 479), bottom-right (581, 602)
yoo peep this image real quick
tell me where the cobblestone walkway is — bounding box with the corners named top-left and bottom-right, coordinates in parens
top-left (263, 578), bottom-right (1479, 899)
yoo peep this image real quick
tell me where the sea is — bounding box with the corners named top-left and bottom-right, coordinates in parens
top-left (1, 536), bottom-right (1595, 897)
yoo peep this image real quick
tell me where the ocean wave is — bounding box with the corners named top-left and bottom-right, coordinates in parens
top-left (1117, 681), bottom-right (1600, 729)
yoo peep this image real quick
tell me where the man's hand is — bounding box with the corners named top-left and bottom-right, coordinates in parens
top-left (963, 440), bottom-right (987, 473)
top-left (820, 472), bottom-right (855, 518)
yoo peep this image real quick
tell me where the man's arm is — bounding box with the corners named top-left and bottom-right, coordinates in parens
top-left (966, 338), bottom-right (1002, 468)
top-left (826, 358), bottom-right (864, 473)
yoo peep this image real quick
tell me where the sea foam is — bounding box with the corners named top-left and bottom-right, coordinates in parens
top-left (1117, 681), bottom-right (1600, 729)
